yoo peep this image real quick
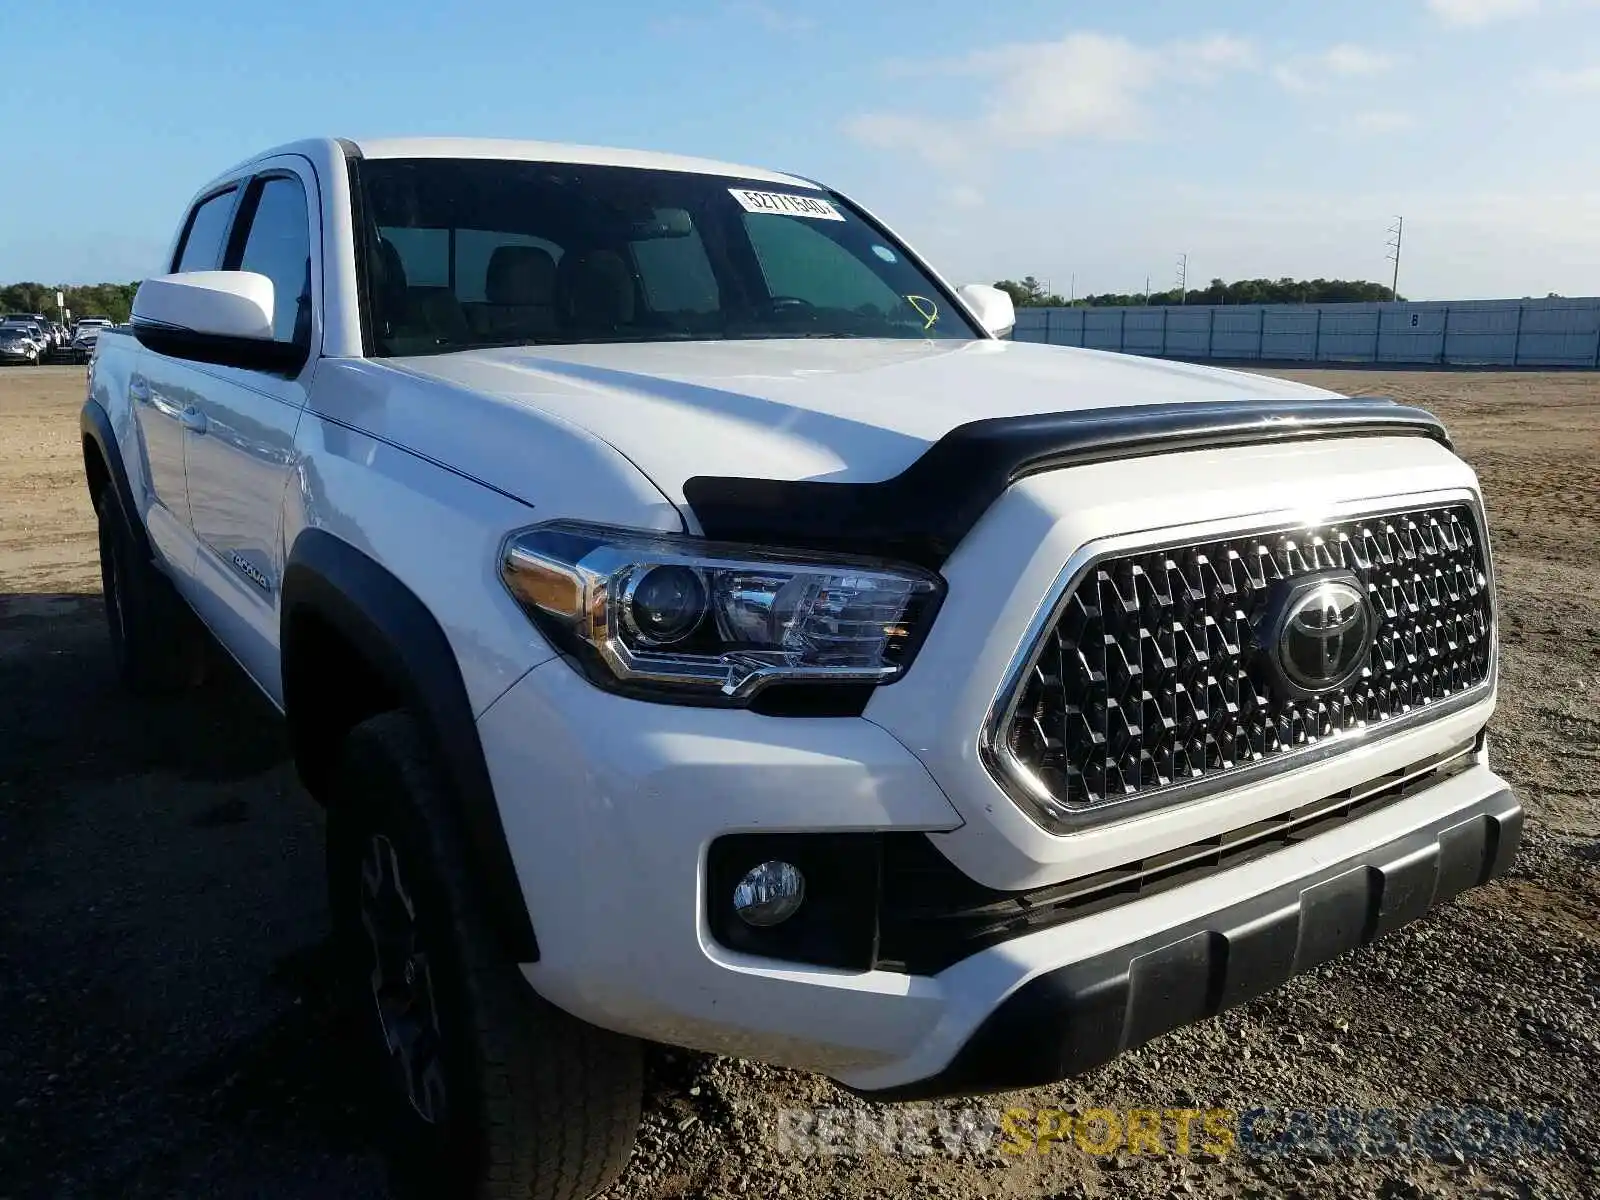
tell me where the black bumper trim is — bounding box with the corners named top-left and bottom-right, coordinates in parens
top-left (857, 786), bottom-right (1520, 1101)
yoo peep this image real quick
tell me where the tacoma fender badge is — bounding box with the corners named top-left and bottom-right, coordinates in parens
top-left (230, 552), bottom-right (272, 593)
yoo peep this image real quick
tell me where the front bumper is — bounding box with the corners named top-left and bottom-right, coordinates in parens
top-left (478, 659), bottom-right (1518, 1092)
top-left (859, 780), bottom-right (1520, 1099)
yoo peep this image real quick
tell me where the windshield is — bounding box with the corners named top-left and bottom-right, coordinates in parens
top-left (353, 158), bottom-right (979, 356)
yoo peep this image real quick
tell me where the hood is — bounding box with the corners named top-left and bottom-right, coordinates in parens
top-left (389, 338), bottom-right (1342, 502)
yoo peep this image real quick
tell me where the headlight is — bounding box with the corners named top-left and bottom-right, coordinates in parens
top-left (501, 521), bottom-right (943, 704)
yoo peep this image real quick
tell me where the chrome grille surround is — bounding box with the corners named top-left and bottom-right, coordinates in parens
top-left (980, 489), bottom-right (1497, 833)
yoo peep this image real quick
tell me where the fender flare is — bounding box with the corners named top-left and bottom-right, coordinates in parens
top-left (282, 528), bottom-right (539, 962)
top-left (80, 398), bottom-right (151, 561)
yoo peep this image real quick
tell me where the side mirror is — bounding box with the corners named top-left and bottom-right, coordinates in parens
top-left (131, 271), bottom-right (306, 374)
top-left (957, 283), bottom-right (1016, 338)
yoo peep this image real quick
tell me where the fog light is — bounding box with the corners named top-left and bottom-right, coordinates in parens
top-left (732, 861), bottom-right (805, 927)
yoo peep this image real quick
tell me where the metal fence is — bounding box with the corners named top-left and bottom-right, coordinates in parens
top-left (1012, 297), bottom-right (1600, 368)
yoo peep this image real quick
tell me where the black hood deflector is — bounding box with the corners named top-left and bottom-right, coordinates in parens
top-left (683, 398), bottom-right (1451, 570)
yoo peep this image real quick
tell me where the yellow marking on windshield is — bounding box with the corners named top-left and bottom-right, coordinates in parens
top-left (906, 295), bottom-right (939, 330)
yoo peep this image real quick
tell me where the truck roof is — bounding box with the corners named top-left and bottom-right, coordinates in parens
top-left (350, 137), bottom-right (816, 188)
top-left (219, 136), bottom-right (815, 190)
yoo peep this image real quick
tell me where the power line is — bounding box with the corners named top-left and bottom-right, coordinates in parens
top-left (1386, 216), bottom-right (1404, 301)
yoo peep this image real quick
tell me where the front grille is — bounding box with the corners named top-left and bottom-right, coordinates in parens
top-left (995, 501), bottom-right (1493, 824)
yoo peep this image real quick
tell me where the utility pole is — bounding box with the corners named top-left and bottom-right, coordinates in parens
top-left (1144, 276), bottom-right (1151, 304)
top-left (1069, 273), bottom-right (1076, 304)
top-left (1386, 217), bottom-right (1404, 301)
top-left (1175, 253), bottom-right (1189, 304)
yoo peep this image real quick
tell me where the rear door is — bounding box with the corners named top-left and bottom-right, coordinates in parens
top-left (132, 184), bottom-right (240, 577)
top-left (172, 161), bottom-right (320, 701)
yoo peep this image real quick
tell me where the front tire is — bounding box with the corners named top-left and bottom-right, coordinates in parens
top-left (94, 490), bottom-right (203, 694)
top-left (326, 712), bottom-right (642, 1200)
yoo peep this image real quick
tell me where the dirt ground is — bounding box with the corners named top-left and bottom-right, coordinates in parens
top-left (1, 364), bottom-right (1596, 1199)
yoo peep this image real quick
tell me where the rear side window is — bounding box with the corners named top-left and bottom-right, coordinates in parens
top-left (231, 175), bottom-right (312, 343)
top-left (631, 230), bottom-right (719, 315)
top-left (455, 230), bottom-right (564, 302)
top-left (173, 188), bottom-right (237, 272)
top-left (380, 226), bottom-right (449, 288)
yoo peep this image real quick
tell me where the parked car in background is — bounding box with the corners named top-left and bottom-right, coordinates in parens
top-left (69, 323), bottom-right (103, 363)
top-left (2, 315), bottom-right (54, 350)
top-left (0, 326), bottom-right (42, 364)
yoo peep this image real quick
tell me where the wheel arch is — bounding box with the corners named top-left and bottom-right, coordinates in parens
top-left (80, 398), bottom-right (151, 561)
top-left (282, 526), bottom-right (539, 962)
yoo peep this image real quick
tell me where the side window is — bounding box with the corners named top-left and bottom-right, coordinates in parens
top-left (631, 230), bottom-right (719, 315)
top-left (233, 176), bottom-right (312, 343)
top-left (173, 188), bottom-right (238, 272)
top-left (743, 215), bottom-right (903, 313)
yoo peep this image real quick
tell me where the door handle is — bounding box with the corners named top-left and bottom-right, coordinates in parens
top-left (128, 375), bottom-right (150, 403)
top-left (179, 407), bottom-right (208, 435)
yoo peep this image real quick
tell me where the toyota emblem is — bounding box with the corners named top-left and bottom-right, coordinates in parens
top-left (1262, 573), bottom-right (1376, 697)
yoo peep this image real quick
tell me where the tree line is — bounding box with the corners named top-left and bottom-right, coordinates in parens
top-left (995, 275), bottom-right (1403, 309)
top-left (6, 273), bottom-right (1406, 326)
top-left (1, 282), bottom-right (139, 324)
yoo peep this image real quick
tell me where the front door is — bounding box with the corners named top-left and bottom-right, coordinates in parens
top-left (131, 183), bottom-right (241, 574)
top-left (180, 163), bottom-right (319, 703)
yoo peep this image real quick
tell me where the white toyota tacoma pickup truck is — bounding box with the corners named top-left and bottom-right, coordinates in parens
top-left (82, 137), bottom-right (1517, 1197)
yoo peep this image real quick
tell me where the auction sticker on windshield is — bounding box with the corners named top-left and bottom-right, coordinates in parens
top-left (729, 189), bottom-right (845, 220)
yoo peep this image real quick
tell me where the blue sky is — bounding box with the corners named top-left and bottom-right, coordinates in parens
top-left (4, 0), bottom-right (1599, 298)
